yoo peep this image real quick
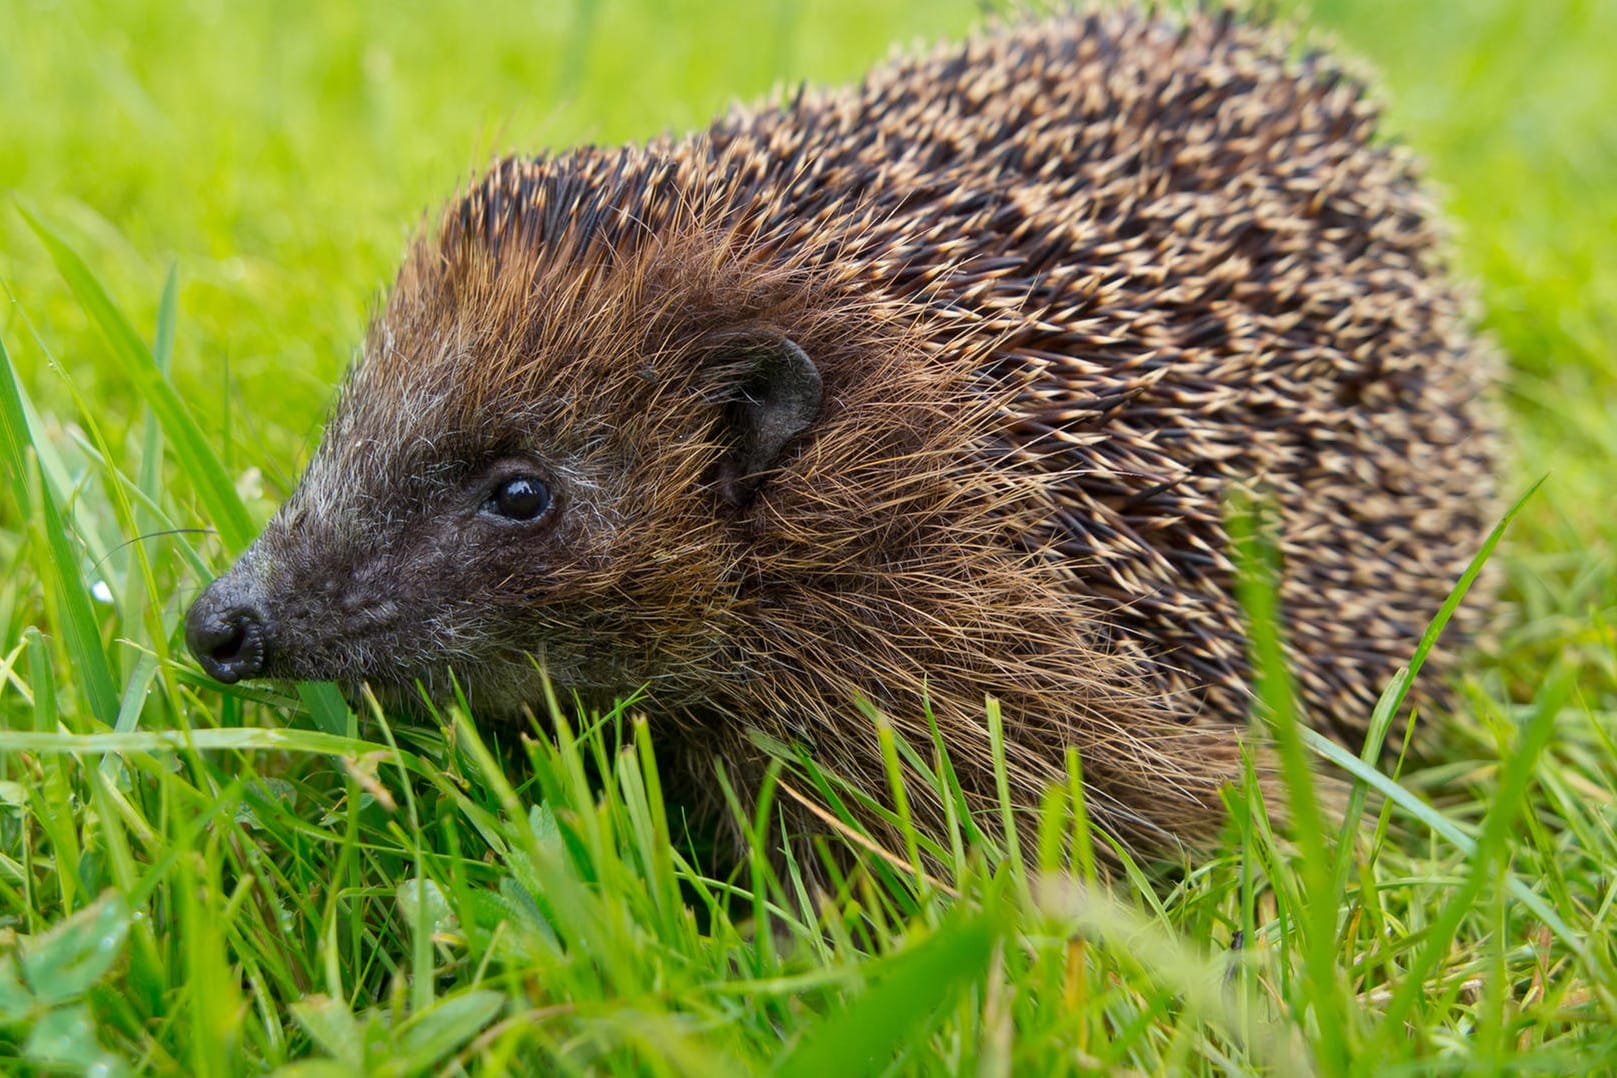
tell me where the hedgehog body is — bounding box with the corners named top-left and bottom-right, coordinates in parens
top-left (186, 9), bottom-right (1498, 855)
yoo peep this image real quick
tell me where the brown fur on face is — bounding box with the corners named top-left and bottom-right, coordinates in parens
top-left (192, 8), bottom-right (1498, 859)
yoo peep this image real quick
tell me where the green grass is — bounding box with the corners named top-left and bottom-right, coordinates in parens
top-left (2, 0), bottom-right (1615, 1073)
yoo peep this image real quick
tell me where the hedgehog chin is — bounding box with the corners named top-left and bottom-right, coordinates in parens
top-left (330, 662), bottom-right (560, 727)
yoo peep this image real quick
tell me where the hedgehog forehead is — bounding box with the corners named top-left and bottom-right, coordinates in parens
top-left (362, 225), bottom-right (822, 426)
top-left (329, 351), bottom-right (567, 479)
top-left (317, 301), bottom-right (698, 506)
top-left (356, 289), bottom-right (692, 447)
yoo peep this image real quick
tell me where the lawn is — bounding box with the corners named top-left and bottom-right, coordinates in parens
top-left (1, 0), bottom-right (1615, 1074)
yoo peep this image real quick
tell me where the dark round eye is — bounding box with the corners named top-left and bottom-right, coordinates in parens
top-left (484, 476), bottom-right (550, 521)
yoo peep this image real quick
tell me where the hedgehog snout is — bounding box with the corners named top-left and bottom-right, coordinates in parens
top-left (186, 573), bottom-right (271, 684)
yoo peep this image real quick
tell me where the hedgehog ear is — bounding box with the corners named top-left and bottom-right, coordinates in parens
top-left (714, 337), bottom-right (823, 507)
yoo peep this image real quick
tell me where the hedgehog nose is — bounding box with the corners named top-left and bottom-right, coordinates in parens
top-left (186, 578), bottom-right (270, 684)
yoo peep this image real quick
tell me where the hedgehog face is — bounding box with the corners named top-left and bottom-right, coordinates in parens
top-left (183, 283), bottom-right (826, 720)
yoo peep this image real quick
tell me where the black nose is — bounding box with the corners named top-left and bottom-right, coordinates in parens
top-left (186, 581), bottom-right (270, 683)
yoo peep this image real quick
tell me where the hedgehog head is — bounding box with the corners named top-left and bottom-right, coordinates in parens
top-left (183, 152), bottom-right (971, 721)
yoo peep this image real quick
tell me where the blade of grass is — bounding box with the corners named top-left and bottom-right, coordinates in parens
top-left (24, 628), bottom-right (83, 911)
top-left (126, 266), bottom-right (179, 637)
top-left (773, 909), bottom-right (999, 1078)
top-left (1369, 658), bottom-right (1570, 1056)
top-left (0, 282), bottom-right (80, 523)
top-left (0, 727), bottom-right (388, 758)
top-left (21, 210), bottom-right (256, 552)
top-left (297, 682), bottom-right (355, 737)
top-left (2, 334), bottom-right (119, 725)
top-left (1228, 492), bottom-right (1351, 1075)
top-left (984, 698), bottom-right (1027, 903)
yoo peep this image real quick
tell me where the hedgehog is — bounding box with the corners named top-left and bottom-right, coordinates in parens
top-left (184, 7), bottom-right (1498, 860)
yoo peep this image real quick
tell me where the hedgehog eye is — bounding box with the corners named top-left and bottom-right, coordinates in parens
top-left (483, 476), bottom-right (550, 522)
